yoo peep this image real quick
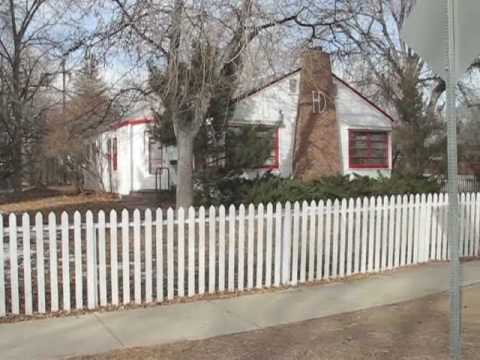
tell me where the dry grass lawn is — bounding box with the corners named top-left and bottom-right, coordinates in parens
top-left (73, 286), bottom-right (480, 360)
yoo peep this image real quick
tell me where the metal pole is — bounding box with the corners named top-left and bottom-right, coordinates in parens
top-left (446, 0), bottom-right (462, 358)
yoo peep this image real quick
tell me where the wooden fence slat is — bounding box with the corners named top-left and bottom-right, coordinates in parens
top-left (424, 194), bottom-right (433, 261)
top-left (48, 213), bottom-right (59, 312)
top-left (331, 200), bottom-right (340, 278)
top-left (133, 210), bottom-right (142, 304)
top-left (413, 194), bottom-right (421, 264)
top-left (339, 199), bottom-right (347, 278)
top-left (228, 205), bottom-right (236, 292)
top-left (247, 204), bottom-right (255, 289)
top-left (367, 197), bottom-right (375, 273)
top-left (374, 197), bottom-right (382, 272)
top-left (361, 198), bottom-right (368, 273)
top-left (443, 195), bottom-right (449, 260)
top-left (0, 217), bottom-right (4, 317)
top-left (145, 209), bottom-right (153, 303)
top-left (466, 193), bottom-right (473, 256)
top-left (388, 196), bottom-right (396, 270)
top-left (23, 213), bottom-right (33, 315)
top-left (121, 210), bottom-right (130, 304)
top-left (198, 207), bottom-right (205, 295)
top-left (9, 214), bottom-right (19, 314)
top-left (316, 201), bottom-right (325, 280)
top-left (155, 209), bottom-right (164, 302)
top-left (98, 211), bottom-right (107, 307)
top-left (399, 195), bottom-right (406, 267)
top-left (188, 207), bottom-right (196, 297)
top-left (208, 206), bottom-right (216, 294)
top-left (308, 201), bottom-right (316, 281)
top-left (469, 194), bottom-right (476, 257)
top-left (291, 202), bottom-right (300, 284)
top-left (73, 212), bottom-right (82, 310)
top-left (167, 208), bottom-right (175, 300)
top-left (353, 198), bottom-right (361, 275)
top-left (110, 210), bottom-right (119, 306)
top-left (178, 208), bottom-right (185, 297)
top-left (266, 203), bottom-right (274, 287)
top-left (324, 200), bottom-right (332, 279)
top-left (346, 199), bottom-right (354, 276)
top-left (460, 193), bottom-right (466, 257)
top-left (299, 201), bottom-right (308, 283)
top-left (407, 195), bottom-right (415, 265)
top-left (431, 195), bottom-right (439, 261)
top-left (218, 205), bottom-right (226, 292)
top-left (274, 203), bottom-right (282, 286)
top-left (381, 196), bottom-right (389, 271)
top-left (436, 194), bottom-right (444, 260)
top-left (282, 202), bottom-right (292, 285)
top-left (238, 205), bottom-right (245, 291)
top-left (86, 211), bottom-right (95, 310)
top-left (256, 203), bottom-right (265, 289)
top-left (60, 212), bottom-right (70, 312)
top-left (475, 194), bottom-right (480, 257)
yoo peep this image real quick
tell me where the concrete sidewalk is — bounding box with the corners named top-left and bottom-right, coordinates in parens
top-left (1, 261), bottom-right (480, 360)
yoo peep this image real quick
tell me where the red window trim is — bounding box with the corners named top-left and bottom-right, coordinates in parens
top-left (113, 117), bottom-right (153, 130)
top-left (348, 129), bottom-right (389, 170)
top-left (228, 125), bottom-right (280, 171)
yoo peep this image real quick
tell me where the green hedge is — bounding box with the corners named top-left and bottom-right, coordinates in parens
top-left (195, 174), bottom-right (442, 207)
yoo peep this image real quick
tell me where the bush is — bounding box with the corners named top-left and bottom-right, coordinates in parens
top-left (195, 173), bottom-right (442, 206)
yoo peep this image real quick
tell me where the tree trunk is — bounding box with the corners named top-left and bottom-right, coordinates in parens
top-left (176, 131), bottom-right (195, 210)
top-left (11, 140), bottom-right (23, 191)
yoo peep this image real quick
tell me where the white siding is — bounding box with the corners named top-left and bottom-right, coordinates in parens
top-left (232, 73), bottom-right (301, 178)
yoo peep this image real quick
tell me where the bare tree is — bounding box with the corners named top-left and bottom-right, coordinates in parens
top-left (331, 0), bottom-right (449, 174)
top-left (108, 0), bottom-right (358, 209)
top-left (0, 0), bottom-right (97, 190)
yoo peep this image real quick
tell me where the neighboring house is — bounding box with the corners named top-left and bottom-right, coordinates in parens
top-left (87, 49), bottom-right (394, 196)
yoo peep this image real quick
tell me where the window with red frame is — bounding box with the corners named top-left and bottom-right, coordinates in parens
top-left (226, 126), bottom-right (279, 170)
top-left (349, 131), bottom-right (389, 169)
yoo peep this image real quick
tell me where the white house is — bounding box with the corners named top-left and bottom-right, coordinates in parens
top-left (87, 49), bottom-right (394, 195)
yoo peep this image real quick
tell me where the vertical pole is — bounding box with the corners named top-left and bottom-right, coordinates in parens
top-left (446, 0), bottom-right (461, 358)
top-left (62, 59), bottom-right (67, 111)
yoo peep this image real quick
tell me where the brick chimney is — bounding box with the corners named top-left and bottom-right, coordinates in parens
top-left (293, 49), bottom-right (342, 181)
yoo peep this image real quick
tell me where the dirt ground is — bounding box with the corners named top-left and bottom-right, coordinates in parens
top-left (73, 286), bottom-right (480, 360)
top-left (0, 187), bottom-right (175, 216)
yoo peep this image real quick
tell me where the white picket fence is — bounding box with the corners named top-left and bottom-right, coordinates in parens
top-left (1, 192), bottom-right (480, 318)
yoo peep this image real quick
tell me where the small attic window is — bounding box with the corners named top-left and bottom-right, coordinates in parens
top-left (289, 79), bottom-right (298, 93)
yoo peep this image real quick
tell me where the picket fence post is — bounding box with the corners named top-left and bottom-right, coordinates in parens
top-left (60, 212), bottom-right (70, 312)
top-left (9, 214), bottom-right (19, 314)
top-left (274, 203), bottom-right (282, 287)
top-left (110, 210), bottom-right (119, 306)
top-left (0, 216), bottom-right (4, 317)
top-left (188, 207), bottom-right (196, 297)
top-left (198, 207), bottom-right (206, 295)
top-left (73, 212), bottom-right (81, 310)
top-left (308, 201), bottom-right (317, 282)
top-left (238, 205), bottom-right (245, 291)
top-left (218, 205), bottom-right (226, 292)
top-left (316, 200), bottom-right (325, 280)
top-left (23, 213), bottom-right (33, 315)
top-left (282, 202), bottom-right (292, 285)
top-left (145, 209), bottom-right (153, 303)
top-left (155, 208), bottom-right (164, 302)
